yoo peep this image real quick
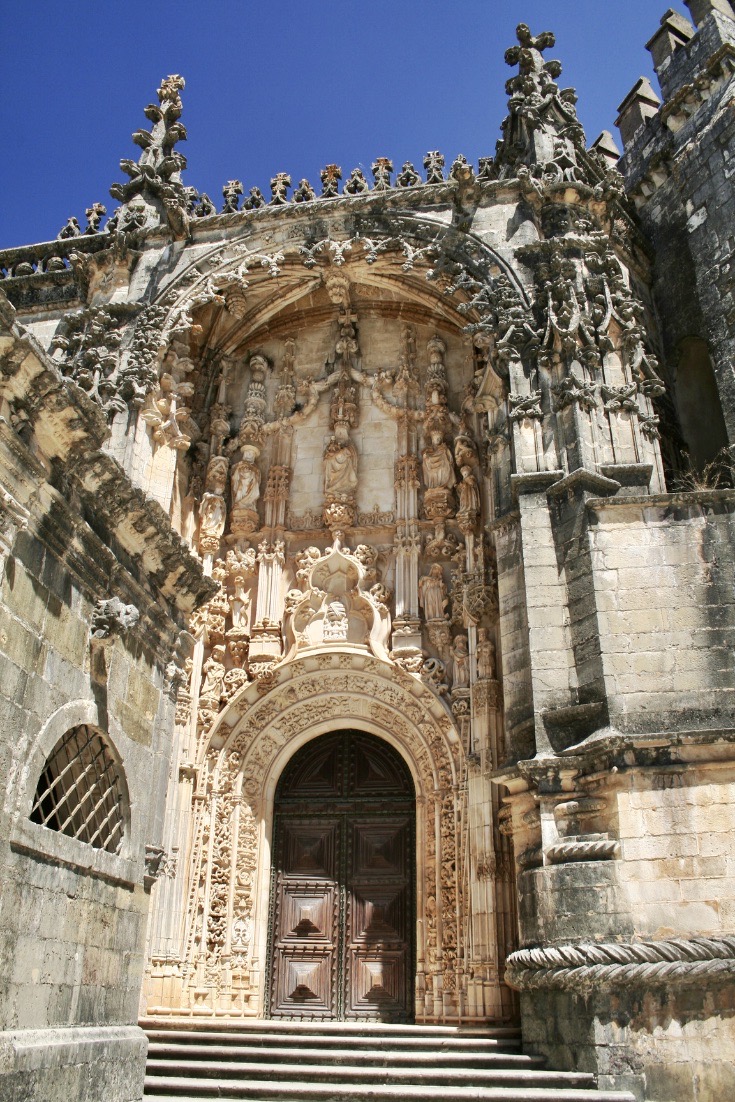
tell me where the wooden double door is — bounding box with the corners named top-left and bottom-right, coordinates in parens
top-left (268, 730), bottom-right (415, 1021)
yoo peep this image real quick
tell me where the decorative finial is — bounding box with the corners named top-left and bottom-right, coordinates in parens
top-left (221, 180), bottom-right (243, 214)
top-left (495, 25), bottom-right (594, 185)
top-left (109, 74), bottom-right (190, 237)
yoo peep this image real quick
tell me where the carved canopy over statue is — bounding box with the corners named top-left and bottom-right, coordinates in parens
top-left (282, 540), bottom-right (391, 661)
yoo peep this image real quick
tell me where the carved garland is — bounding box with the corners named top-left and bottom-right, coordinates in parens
top-left (506, 936), bottom-right (735, 993)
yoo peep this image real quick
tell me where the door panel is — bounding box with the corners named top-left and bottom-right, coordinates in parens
top-left (346, 816), bottom-right (412, 1020)
top-left (281, 820), bottom-right (338, 878)
top-left (270, 820), bottom-right (339, 1019)
top-left (269, 731), bottom-right (414, 1021)
top-left (272, 952), bottom-right (336, 1016)
top-left (347, 951), bottom-right (406, 1017)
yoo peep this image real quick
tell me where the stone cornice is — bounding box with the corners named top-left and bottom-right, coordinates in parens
top-left (493, 726), bottom-right (735, 794)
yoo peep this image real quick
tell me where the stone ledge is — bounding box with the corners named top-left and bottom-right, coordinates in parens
top-left (0, 1024), bottom-right (146, 1070)
top-left (586, 485), bottom-right (735, 514)
top-left (10, 816), bottom-right (140, 888)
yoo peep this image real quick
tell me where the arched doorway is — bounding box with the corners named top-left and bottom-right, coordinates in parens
top-left (267, 729), bottom-right (415, 1022)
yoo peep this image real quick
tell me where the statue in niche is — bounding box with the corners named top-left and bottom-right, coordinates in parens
top-left (199, 455), bottom-right (229, 553)
top-left (230, 444), bottom-right (261, 536)
top-left (323, 599), bottom-right (349, 641)
top-left (419, 563), bottom-right (449, 622)
top-left (457, 465), bottom-right (481, 528)
top-left (451, 634), bottom-right (470, 689)
top-left (324, 428), bottom-right (358, 498)
top-left (422, 430), bottom-right (456, 490)
top-left (199, 494), bottom-right (227, 546)
top-left (200, 644), bottom-right (226, 706)
top-left (477, 627), bottom-right (496, 680)
top-left (231, 449), bottom-right (260, 508)
top-left (228, 572), bottom-right (251, 631)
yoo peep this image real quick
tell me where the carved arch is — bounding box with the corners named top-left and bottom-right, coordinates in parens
top-left (127, 209), bottom-right (531, 385)
top-left (180, 650), bottom-right (468, 1021)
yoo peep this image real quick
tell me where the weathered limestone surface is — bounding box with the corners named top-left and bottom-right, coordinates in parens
top-left (0, 295), bottom-right (212, 1101)
top-left (620, 3), bottom-right (735, 457)
top-left (1, 12), bottom-right (735, 1102)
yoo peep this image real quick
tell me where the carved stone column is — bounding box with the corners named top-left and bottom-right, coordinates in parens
top-left (249, 539), bottom-right (285, 676)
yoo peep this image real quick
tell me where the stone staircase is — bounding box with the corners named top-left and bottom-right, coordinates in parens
top-left (140, 1018), bottom-right (637, 1101)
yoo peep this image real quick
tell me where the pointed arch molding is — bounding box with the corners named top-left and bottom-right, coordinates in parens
top-left (182, 649), bottom-right (468, 1021)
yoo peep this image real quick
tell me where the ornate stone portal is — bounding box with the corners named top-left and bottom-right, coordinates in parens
top-left (137, 153), bottom-right (524, 1026)
top-left (6, 11), bottom-right (735, 1100)
top-left (148, 653), bottom-right (494, 1020)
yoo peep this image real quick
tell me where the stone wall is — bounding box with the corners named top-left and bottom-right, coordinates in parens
top-left (588, 491), bottom-right (735, 731)
top-left (619, 1), bottom-right (735, 455)
top-left (0, 295), bottom-right (211, 1102)
top-left (501, 483), bottom-right (735, 1100)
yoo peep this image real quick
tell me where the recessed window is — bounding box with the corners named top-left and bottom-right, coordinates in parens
top-left (30, 725), bottom-right (124, 854)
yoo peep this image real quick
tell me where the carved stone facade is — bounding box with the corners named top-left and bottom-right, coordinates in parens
top-left (3, 6), bottom-right (735, 1102)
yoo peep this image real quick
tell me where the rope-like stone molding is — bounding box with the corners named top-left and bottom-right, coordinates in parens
top-left (505, 936), bottom-right (735, 993)
top-left (545, 838), bottom-right (619, 864)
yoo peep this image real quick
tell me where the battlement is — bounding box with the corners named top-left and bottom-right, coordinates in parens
top-left (616, 0), bottom-right (735, 205)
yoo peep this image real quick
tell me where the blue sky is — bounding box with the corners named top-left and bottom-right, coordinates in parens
top-left (1, 1), bottom-right (686, 248)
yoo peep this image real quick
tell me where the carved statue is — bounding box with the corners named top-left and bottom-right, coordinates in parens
top-left (422, 431), bottom-right (456, 490)
top-left (90, 597), bottom-right (139, 641)
top-left (323, 599), bottom-right (349, 641)
top-left (324, 432), bottom-right (358, 497)
top-left (477, 628), bottom-right (496, 680)
top-left (419, 564), bottom-right (449, 622)
top-left (231, 450), bottom-right (260, 508)
top-left (228, 574), bottom-right (251, 630)
top-left (199, 493), bottom-right (227, 545)
top-left (199, 454), bottom-right (229, 553)
top-left (457, 465), bottom-right (481, 525)
top-left (200, 644), bottom-right (226, 706)
top-left (450, 634), bottom-right (470, 689)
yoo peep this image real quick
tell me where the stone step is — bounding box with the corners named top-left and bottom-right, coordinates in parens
top-left (145, 1030), bottom-right (523, 1052)
top-left (141, 1017), bottom-right (514, 1038)
top-left (141, 1021), bottom-right (636, 1102)
top-left (146, 1042), bottom-right (540, 1068)
top-left (143, 1078), bottom-right (637, 1102)
top-left (146, 1058), bottom-right (595, 1089)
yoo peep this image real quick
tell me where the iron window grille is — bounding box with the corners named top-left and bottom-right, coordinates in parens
top-left (30, 724), bottom-right (125, 854)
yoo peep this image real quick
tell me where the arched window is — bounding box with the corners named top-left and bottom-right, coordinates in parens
top-left (29, 724), bottom-right (125, 854)
top-left (675, 337), bottom-right (729, 471)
